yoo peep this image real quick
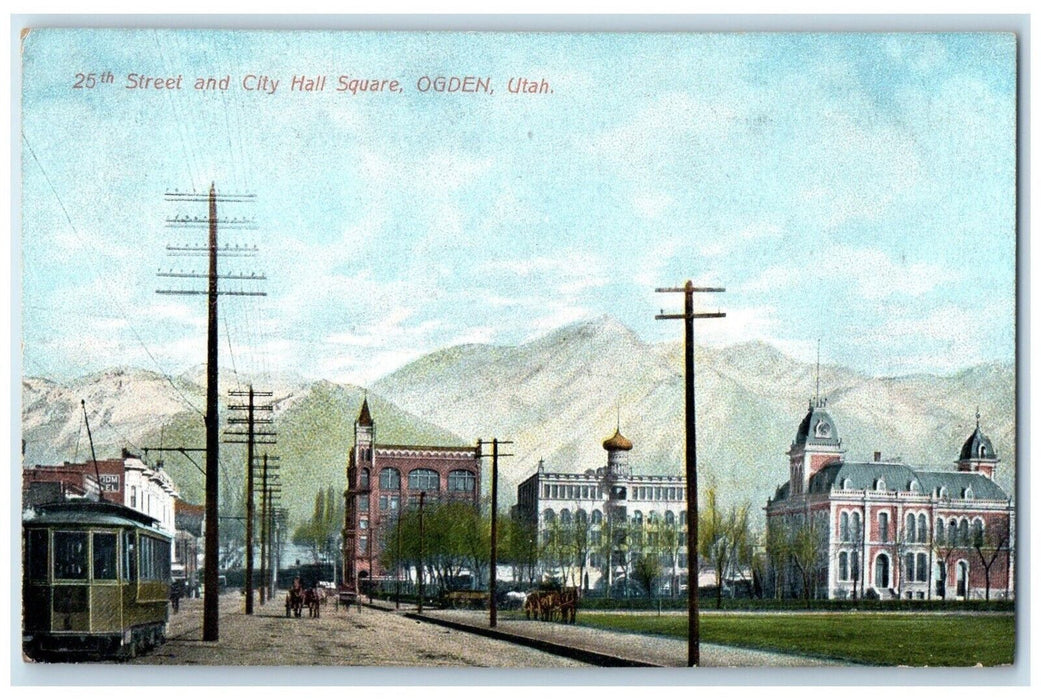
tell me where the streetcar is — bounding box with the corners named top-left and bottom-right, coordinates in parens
top-left (22, 499), bottom-right (173, 661)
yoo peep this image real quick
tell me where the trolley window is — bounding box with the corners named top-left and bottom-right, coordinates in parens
top-left (92, 532), bottom-right (118, 580)
top-left (53, 531), bottom-right (88, 580)
top-left (124, 531), bottom-right (136, 581)
top-left (28, 529), bottom-right (48, 580)
top-left (139, 534), bottom-right (171, 582)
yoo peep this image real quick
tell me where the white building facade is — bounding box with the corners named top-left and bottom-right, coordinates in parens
top-left (515, 427), bottom-right (688, 594)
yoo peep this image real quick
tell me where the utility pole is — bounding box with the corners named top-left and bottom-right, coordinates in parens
top-left (418, 491), bottom-right (426, 614)
top-left (476, 438), bottom-right (513, 628)
top-left (158, 184), bottom-right (263, 641)
top-left (258, 454), bottom-right (280, 604)
top-left (655, 280), bottom-right (725, 668)
top-left (80, 400), bottom-right (103, 502)
top-left (225, 386), bottom-right (275, 614)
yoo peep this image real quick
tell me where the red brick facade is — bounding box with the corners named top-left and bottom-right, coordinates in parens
top-left (342, 399), bottom-right (481, 589)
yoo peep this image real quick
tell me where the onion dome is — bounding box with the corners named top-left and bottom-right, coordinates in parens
top-left (357, 397), bottom-right (373, 427)
top-left (602, 428), bottom-right (633, 452)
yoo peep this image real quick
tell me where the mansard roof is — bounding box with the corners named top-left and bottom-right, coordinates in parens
top-left (804, 461), bottom-right (1008, 500)
top-left (793, 402), bottom-right (841, 449)
top-left (960, 425), bottom-right (997, 461)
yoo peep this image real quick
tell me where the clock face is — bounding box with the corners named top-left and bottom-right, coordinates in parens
top-left (815, 420), bottom-right (831, 438)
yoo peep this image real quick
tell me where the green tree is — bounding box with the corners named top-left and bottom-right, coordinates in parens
top-left (632, 553), bottom-right (663, 598)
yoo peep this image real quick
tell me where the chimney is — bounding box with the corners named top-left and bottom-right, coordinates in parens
top-left (874, 451), bottom-right (882, 462)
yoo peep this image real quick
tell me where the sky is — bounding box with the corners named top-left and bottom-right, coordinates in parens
top-left (19, 30), bottom-right (1017, 386)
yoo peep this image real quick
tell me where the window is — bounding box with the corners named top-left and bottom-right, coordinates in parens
top-left (665, 511), bottom-right (676, 526)
top-left (92, 532), bottom-right (118, 580)
top-left (359, 536), bottom-right (368, 555)
top-left (360, 518), bottom-right (368, 530)
top-left (123, 531), bottom-right (136, 581)
top-left (852, 511), bottom-right (862, 540)
top-left (54, 531), bottom-right (88, 580)
top-left (840, 512), bottom-right (850, 541)
top-left (957, 561), bottom-right (968, 597)
top-left (28, 529), bottom-right (49, 580)
top-left (543, 509), bottom-right (555, 524)
top-left (906, 513), bottom-right (916, 543)
top-left (916, 553), bottom-right (928, 582)
top-left (972, 519), bottom-right (984, 546)
top-left (936, 519), bottom-right (945, 543)
top-left (879, 512), bottom-right (890, 543)
top-left (448, 470), bottom-right (476, 493)
top-left (918, 514), bottom-right (928, 543)
top-left (576, 510), bottom-right (588, 526)
top-left (358, 495), bottom-right (369, 513)
top-left (360, 468), bottom-right (370, 489)
top-left (138, 535), bottom-right (170, 582)
top-left (964, 487), bottom-right (974, 500)
top-left (632, 510), bottom-right (643, 526)
top-left (905, 553), bottom-right (915, 583)
top-left (958, 519), bottom-right (969, 547)
top-left (380, 468), bottom-right (401, 490)
top-left (379, 494), bottom-right (400, 511)
top-left (591, 510), bottom-right (602, 525)
top-left (839, 552), bottom-right (849, 580)
top-left (409, 469), bottom-right (440, 492)
top-left (560, 509), bottom-right (572, 525)
top-left (130, 486), bottom-right (137, 509)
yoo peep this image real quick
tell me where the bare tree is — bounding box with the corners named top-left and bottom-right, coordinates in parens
top-left (973, 519), bottom-right (1011, 601)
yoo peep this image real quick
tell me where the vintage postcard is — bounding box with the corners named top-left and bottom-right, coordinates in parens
top-left (17, 27), bottom-right (1017, 676)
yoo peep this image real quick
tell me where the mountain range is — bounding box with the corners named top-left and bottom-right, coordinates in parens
top-left (21, 316), bottom-right (1016, 526)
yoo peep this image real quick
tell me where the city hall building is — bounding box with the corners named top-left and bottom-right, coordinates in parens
top-left (342, 398), bottom-right (481, 590)
top-left (766, 399), bottom-right (1014, 601)
top-left (515, 426), bottom-right (688, 594)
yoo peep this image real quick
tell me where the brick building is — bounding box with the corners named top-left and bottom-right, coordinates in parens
top-left (765, 399), bottom-right (1014, 600)
top-left (342, 398), bottom-right (481, 590)
top-left (22, 450), bottom-right (179, 535)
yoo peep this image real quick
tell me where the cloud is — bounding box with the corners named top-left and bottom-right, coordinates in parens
top-left (741, 245), bottom-right (955, 301)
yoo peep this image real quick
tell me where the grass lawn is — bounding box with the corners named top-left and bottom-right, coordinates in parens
top-left (576, 612), bottom-right (1015, 666)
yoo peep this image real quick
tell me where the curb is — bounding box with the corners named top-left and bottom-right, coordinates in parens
top-left (401, 611), bottom-right (662, 667)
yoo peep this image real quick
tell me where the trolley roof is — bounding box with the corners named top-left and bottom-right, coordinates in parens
top-left (24, 500), bottom-right (170, 538)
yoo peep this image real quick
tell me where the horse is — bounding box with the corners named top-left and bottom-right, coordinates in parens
top-left (523, 592), bottom-right (542, 620)
top-left (304, 587), bottom-right (321, 618)
top-left (285, 577), bottom-right (305, 618)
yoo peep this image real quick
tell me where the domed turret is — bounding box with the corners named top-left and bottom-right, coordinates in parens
top-left (793, 400), bottom-right (841, 449)
top-left (602, 426), bottom-right (632, 479)
top-left (957, 411), bottom-right (999, 479)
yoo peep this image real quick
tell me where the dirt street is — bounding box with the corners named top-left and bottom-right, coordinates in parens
top-left (130, 593), bottom-right (588, 667)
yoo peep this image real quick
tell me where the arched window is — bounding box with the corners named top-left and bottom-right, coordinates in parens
top-left (408, 468), bottom-right (440, 492)
top-left (840, 511), bottom-right (850, 541)
top-left (949, 518), bottom-right (958, 546)
top-left (918, 514), bottom-right (928, 543)
top-left (958, 519), bottom-right (969, 547)
top-left (879, 512), bottom-right (890, 543)
top-left (664, 511), bottom-right (676, 526)
top-left (842, 477), bottom-right (852, 490)
top-left (543, 509), bottom-right (556, 524)
top-left (875, 553), bottom-right (890, 588)
top-left (906, 513), bottom-right (916, 543)
top-left (972, 518), bottom-right (984, 545)
top-left (648, 511), bottom-right (661, 525)
top-left (591, 510), bottom-right (603, 525)
top-left (360, 468), bottom-right (370, 489)
top-left (957, 561), bottom-right (969, 597)
top-left (560, 509), bottom-right (572, 525)
top-left (632, 510), bottom-right (643, 526)
top-left (939, 486), bottom-right (948, 499)
top-left (916, 553), bottom-right (928, 582)
top-left (852, 511), bottom-right (862, 540)
top-left (876, 478), bottom-right (887, 492)
top-left (379, 468), bottom-right (400, 490)
top-left (905, 553), bottom-right (915, 583)
top-left (936, 518), bottom-right (945, 544)
top-left (909, 480), bottom-right (920, 493)
top-left (576, 509), bottom-right (588, 526)
top-left (964, 486), bottom-right (974, 500)
top-left (839, 552), bottom-right (849, 581)
top-left (447, 470), bottom-right (476, 493)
